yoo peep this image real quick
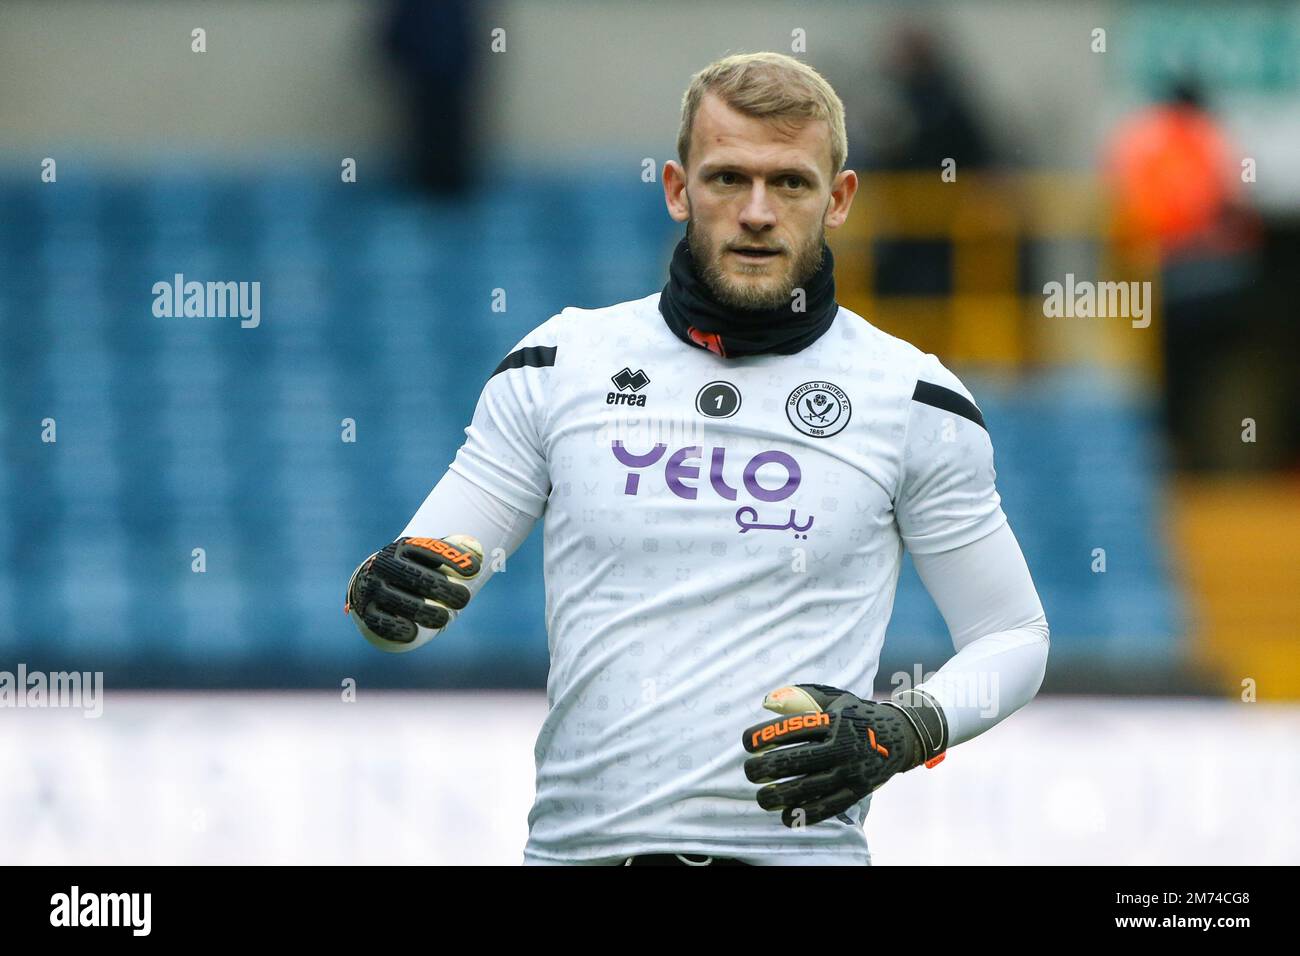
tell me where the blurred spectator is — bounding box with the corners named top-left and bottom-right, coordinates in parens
top-left (864, 26), bottom-right (994, 173)
top-left (1102, 75), bottom-right (1264, 472)
top-left (382, 0), bottom-right (481, 197)
top-left (852, 25), bottom-right (1002, 297)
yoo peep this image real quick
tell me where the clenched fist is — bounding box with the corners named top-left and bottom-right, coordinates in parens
top-left (346, 534), bottom-right (483, 652)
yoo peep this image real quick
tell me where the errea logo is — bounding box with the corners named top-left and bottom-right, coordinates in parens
top-left (607, 367), bottom-right (650, 406)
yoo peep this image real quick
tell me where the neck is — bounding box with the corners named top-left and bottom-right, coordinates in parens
top-left (658, 235), bottom-right (839, 358)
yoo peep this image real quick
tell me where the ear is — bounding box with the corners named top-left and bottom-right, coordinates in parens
top-left (663, 160), bottom-right (691, 223)
top-left (823, 168), bottom-right (859, 230)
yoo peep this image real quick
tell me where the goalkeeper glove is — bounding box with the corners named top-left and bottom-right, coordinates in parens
top-left (345, 534), bottom-right (483, 652)
top-left (740, 683), bottom-right (948, 827)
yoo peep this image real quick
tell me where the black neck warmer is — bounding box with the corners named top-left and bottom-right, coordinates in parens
top-left (658, 235), bottom-right (838, 358)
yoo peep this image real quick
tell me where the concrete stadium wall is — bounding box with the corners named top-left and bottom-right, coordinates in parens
top-left (2, 692), bottom-right (1296, 864)
top-left (0, 0), bottom-right (1116, 169)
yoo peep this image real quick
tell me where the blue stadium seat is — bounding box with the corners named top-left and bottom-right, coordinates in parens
top-left (0, 170), bottom-right (1183, 686)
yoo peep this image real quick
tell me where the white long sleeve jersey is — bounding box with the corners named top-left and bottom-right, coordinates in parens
top-left (395, 292), bottom-right (1050, 865)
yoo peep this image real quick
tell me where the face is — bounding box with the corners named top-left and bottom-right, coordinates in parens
top-left (663, 91), bottom-right (858, 311)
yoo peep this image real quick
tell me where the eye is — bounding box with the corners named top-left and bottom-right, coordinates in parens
top-left (781, 175), bottom-right (806, 189)
top-left (714, 171), bottom-right (739, 186)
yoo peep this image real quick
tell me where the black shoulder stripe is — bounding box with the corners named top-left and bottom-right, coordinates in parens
top-left (489, 345), bottom-right (557, 380)
top-left (911, 380), bottom-right (986, 430)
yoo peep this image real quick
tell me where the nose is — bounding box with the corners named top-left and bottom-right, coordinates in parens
top-left (738, 180), bottom-right (777, 232)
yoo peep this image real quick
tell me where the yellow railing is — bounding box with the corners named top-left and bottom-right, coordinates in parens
top-left (829, 172), bottom-right (1163, 375)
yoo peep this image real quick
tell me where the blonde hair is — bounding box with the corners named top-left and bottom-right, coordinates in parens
top-left (676, 52), bottom-right (848, 178)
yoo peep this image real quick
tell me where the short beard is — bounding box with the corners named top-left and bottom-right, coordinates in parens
top-left (686, 217), bottom-right (826, 312)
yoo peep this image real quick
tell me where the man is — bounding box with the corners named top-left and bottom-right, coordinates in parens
top-left (346, 52), bottom-right (1050, 866)
top-left (1101, 74), bottom-right (1263, 471)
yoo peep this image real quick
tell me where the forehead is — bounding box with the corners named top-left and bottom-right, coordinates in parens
top-left (690, 91), bottom-right (832, 177)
